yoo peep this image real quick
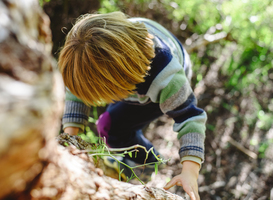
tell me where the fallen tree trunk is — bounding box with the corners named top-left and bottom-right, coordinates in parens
top-left (0, 0), bottom-right (184, 199)
top-left (0, 0), bottom-right (63, 198)
top-left (31, 140), bottom-right (184, 200)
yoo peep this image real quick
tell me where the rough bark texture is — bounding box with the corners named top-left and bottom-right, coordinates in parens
top-left (31, 141), bottom-right (185, 200)
top-left (0, 0), bottom-right (185, 199)
top-left (0, 0), bottom-right (63, 199)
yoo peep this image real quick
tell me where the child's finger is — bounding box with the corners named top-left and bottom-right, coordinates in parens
top-left (163, 178), bottom-right (178, 190)
top-left (184, 186), bottom-right (199, 200)
top-left (163, 181), bottom-right (174, 190)
top-left (188, 191), bottom-right (197, 200)
top-left (192, 190), bottom-right (200, 200)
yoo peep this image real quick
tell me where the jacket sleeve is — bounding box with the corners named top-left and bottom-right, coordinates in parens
top-left (158, 67), bottom-right (207, 163)
top-left (62, 88), bottom-right (91, 132)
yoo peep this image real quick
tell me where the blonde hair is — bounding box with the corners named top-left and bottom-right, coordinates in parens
top-left (58, 11), bottom-right (155, 106)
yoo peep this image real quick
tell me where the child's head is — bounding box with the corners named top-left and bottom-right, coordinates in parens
top-left (58, 11), bottom-right (155, 106)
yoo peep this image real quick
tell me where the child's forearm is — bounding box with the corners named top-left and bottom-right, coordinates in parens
top-left (64, 127), bottom-right (79, 136)
top-left (181, 160), bottom-right (200, 178)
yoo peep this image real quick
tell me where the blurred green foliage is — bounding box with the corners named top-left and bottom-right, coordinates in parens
top-left (39, 0), bottom-right (50, 6)
top-left (79, 107), bottom-right (100, 144)
top-left (97, 0), bottom-right (273, 90)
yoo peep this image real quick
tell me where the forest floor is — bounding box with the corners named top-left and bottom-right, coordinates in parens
top-left (138, 114), bottom-right (273, 200)
top-left (88, 107), bottom-right (273, 200)
top-left (87, 73), bottom-right (273, 200)
top-left (125, 72), bottom-right (273, 199)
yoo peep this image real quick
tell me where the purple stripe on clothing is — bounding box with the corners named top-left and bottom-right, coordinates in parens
top-left (96, 111), bottom-right (111, 145)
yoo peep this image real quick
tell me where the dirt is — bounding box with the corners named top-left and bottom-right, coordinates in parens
top-left (141, 114), bottom-right (273, 200)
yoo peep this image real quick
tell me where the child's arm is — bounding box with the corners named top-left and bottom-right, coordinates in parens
top-left (164, 161), bottom-right (200, 200)
top-left (62, 88), bottom-right (91, 135)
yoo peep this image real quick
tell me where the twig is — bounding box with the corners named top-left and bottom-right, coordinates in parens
top-left (80, 144), bottom-right (151, 154)
top-left (87, 149), bottom-right (139, 157)
top-left (227, 136), bottom-right (258, 159)
top-left (83, 144), bottom-right (164, 164)
top-left (185, 32), bottom-right (227, 53)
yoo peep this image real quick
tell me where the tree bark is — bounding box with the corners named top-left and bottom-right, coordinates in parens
top-left (0, 0), bottom-right (184, 199)
top-left (0, 0), bottom-right (63, 198)
top-left (31, 141), bottom-right (185, 200)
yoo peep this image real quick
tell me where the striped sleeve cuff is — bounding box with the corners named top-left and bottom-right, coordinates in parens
top-left (62, 100), bottom-right (90, 126)
top-left (179, 132), bottom-right (205, 161)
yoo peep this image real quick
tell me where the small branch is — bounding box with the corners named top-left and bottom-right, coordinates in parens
top-left (227, 136), bottom-right (258, 159)
top-left (82, 144), bottom-right (164, 163)
top-left (80, 144), bottom-right (145, 153)
top-left (185, 32), bottom-right (228, 53)
top-left (87, 149), bottom-right (139, 157)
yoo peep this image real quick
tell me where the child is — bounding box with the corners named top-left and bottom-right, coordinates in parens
top-left (58, 11), bottom-right (206, 200)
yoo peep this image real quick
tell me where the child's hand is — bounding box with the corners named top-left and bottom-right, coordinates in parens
top-left (163, 161), bottom-right (200, 200)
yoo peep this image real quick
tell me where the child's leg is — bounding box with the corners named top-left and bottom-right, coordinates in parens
top-left (96, 101), bottom-right (163, 164)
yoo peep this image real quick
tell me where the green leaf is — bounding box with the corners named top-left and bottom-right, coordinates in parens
top-left (155, 163), bottom-right (158, 175)
top-left (128, 151), bottom-right (132, 158)
top-left (119, 168), bottom-right (124, 181)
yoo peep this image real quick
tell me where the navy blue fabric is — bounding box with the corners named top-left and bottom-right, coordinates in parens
top-left (179, 146), bottom-right (204, 154)
top-left (140, 20), bottom-right (185, 68)
top-left (141, 20), bottom-right (192, 78)
top-left (106, 101), bottom-right (163, 164)
top-left (63, 113), bottom-right (88, 121)
top-left (166, 94), bottom-right (204, 123)
top-left (136, 37), bottom-right (172, 95)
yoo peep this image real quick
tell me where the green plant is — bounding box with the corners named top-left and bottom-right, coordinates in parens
top-left (39, 0), bottom-right (50, 6)
top-left (257, 110), bottom-right (273, 130)
top-left (81, 138), bottom-right (167, 184)
top-left (258, 139), bottom-right (273, 158)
